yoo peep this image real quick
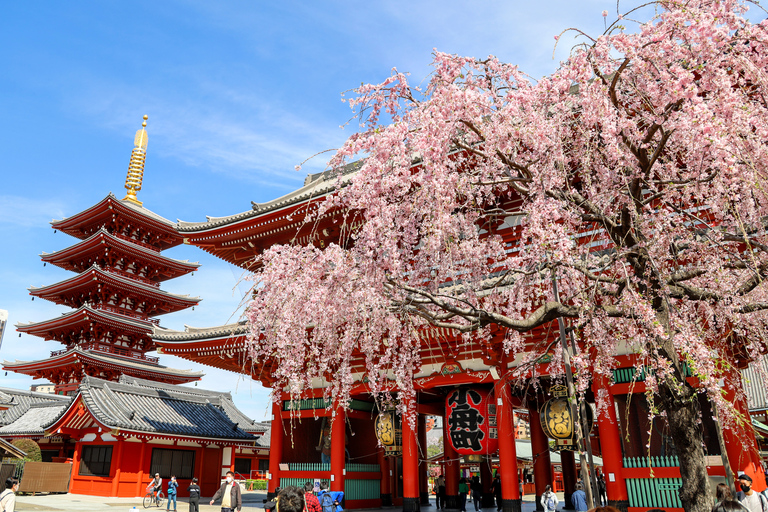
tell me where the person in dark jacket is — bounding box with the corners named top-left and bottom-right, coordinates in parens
top-left (210, 471), bottom-right (242, 512)
top-left (491, 474), bottom-right (501, 512)
top-left (470, 476), bottom-right (482, 512)
top-left (187, 478), bottom-right (201, 512)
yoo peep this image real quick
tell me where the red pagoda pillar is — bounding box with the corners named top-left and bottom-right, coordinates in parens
top-left (402, 403), bottom-right (421, 512)
top-left (495, 377), bottom-right (521, 512)
top-left (528, 400), bottom-right (552, 511)
top-left (330, 404), bottom-right (346, 493)
top-left (269, 400), bottom-right (284, 497)
top-left (443, 418), bottom-right (460, 509)
top-left (592, 373), bottom-right (628, 509)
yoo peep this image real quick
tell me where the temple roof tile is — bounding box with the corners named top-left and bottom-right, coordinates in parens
top-left (0, 387), bottom-right (71, 427)
top-left (58, 376), bottom-right (259, 440)
top-left (176, 161), bottom-right (360, 233)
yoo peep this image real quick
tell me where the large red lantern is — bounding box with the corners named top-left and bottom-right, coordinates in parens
top-left (445, 387), bottom-right (498, 455)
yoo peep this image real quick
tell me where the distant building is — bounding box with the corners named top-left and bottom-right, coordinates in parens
top-left (29, 384), bottom-right (55, 394)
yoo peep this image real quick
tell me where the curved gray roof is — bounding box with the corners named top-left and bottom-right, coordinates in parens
top-left (0, 401), bottom-right (70, 436)
top-left (153, 322), bottom-right (249, 342)
top-left (176, 161), bottom-right (361, 233)
top-left (64, 376), bottom-right (260, 441)
top-left (0, 387), bottom-right (71, 427)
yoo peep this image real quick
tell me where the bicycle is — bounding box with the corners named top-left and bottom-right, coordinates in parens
top-left (143, 489), bottom-right (165, 508)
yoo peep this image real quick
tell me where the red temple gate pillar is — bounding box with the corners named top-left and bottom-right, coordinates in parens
top-left (379, 445), bottom-right (393, 506)
top-left (560, 450), bottom-right (576, 509)
top-left (496, 377), bottom-right (521, 512)
top-left (444, 414), bottom-right (460, 509)
top-left (528, 400), bottom-right (552, 511)
top-left (402, 402), bottom-right (421, 512)
top-left (592, 373), bottom-right (629, 510)
top-left (268, 400), bottom-right (284, 497)
top-left (418, 414), bottom-right (430, 505)
top-left (723, 369), bottom-right (767, 491)
top-left (331, 404), bottom-right (346, 493)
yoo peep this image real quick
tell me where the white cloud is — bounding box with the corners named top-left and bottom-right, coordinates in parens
top-left (0, 196), bottom-right (67, 229)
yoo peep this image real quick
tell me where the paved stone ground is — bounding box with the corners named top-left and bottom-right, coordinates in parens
top-left (15, 491), bottom-right (567, 512)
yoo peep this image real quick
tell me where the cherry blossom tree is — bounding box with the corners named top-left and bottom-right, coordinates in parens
top-left (246, 2), bottom-right (768, 511)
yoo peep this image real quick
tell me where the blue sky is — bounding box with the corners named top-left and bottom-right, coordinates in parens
top-left (2, 1), bottom-right (764, 420)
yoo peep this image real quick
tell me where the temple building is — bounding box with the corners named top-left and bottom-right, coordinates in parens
top-left (0, 116), bottom-right (267, 498)
top-left (153, 164), bottom-right (768, 512)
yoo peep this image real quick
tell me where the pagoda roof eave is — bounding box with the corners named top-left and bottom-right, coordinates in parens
top-left (51, 194), bottom-right (183, 247)
top-left (176, 161), bottom-right (361, 234)
top-left (15, 305), bottom-right (154, 339)
top-left (28, 265), bottom-right (200, 313)
top-left (2, 348), bottom-right (203, 382)
top-left (40, 228), bottom-right (200, 278)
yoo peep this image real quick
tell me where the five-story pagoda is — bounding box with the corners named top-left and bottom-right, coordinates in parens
top-left (4, 116), bottom-right (204, 394)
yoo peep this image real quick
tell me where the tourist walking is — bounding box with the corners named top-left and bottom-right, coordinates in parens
top-left (712, 482), bottom-right (749, 512)
top-left (276, 486), bottom-right (305, 512)
top-left (187, 478), bottom-right (201, 512)
top-left (736, 475), bottom-right (768, 512)
top-left (458, 478), bottom-right (469, 512)
top-left (491, 473), bottom-right (502, 512)
top-left (541, 484), bottom-right (558, 512)
top-left (436, 474), bottom-right (446, 509)
top-left (0, 478), bottom-right (19, 512)
top-left (470, 476), bottom-right (483, 512)
top-left (304, 482), bottom-right (322, 512)
top-left (210, 471), bottom-right (242, 512)
top-left (571, 483), bottom-right (588, 512)
top-left (597, 472), bottom-right (607, 506)
top-left (166, 475), bottom-right (178, 511)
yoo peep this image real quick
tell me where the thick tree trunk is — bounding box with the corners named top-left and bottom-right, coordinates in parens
top-left (659, 381), bottom-right (714, 512)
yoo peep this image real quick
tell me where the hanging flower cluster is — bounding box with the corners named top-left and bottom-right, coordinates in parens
top-left (245, 0), bottom-right (768, 474)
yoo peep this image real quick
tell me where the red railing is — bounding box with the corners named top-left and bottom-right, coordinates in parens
top-left (51, 343), bottom-right (159, 364)
top-left (104, 266), bottom-right (160, 288)
top-left (93, 305), bottom-right (160, 325)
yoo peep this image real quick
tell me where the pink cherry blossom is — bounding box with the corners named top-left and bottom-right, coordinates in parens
top-left (245, 2), bottom-right (768, 510)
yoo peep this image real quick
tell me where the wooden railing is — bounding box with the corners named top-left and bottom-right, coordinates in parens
top-left (51, 343), bottom-right (159, 364)
top-left (93, 305), bottom-right (159, 325)
top-left (613, 365), bottom-right (692, 384)
top-left (623, 456), bottom-right (680, 468)
top-left (626, 478), bottom-right (682, 509)
top-left (283, 463), bottom-right (380, 472)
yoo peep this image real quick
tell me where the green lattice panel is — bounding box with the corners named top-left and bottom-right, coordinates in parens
top-left (627, 478), bottom-right (682, 509)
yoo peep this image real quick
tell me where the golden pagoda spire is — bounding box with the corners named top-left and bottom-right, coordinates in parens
top-left (123, 115), bottom-right (149, 206)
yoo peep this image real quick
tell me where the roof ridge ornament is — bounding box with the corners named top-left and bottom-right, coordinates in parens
top-left (123, 115), bottom-right (149, 207)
